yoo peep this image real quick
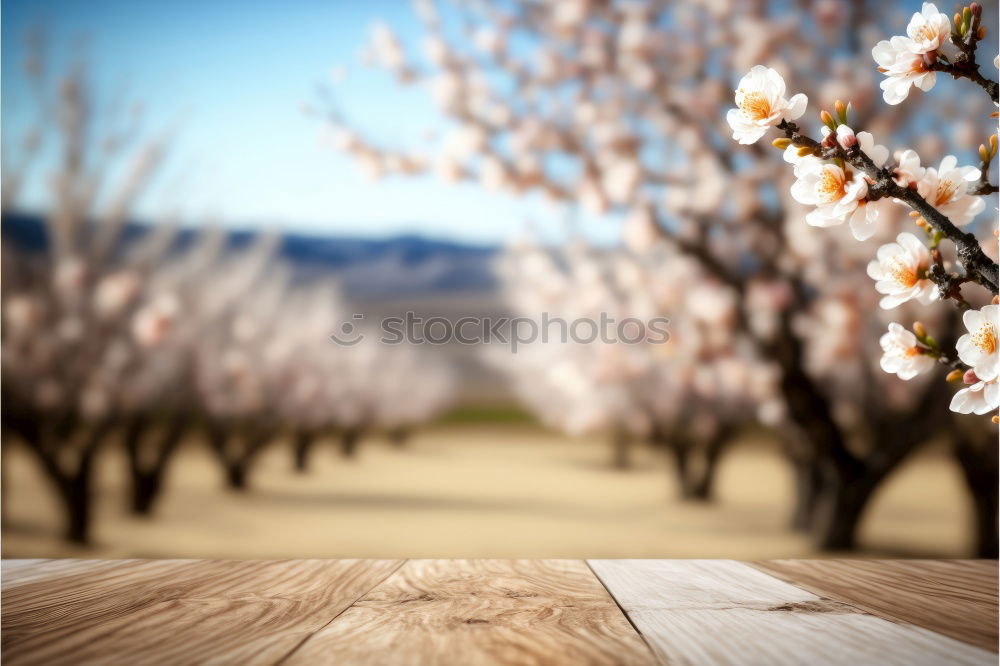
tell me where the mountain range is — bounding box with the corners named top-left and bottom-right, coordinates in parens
top-left (2, 212), bottom-right (500, 301)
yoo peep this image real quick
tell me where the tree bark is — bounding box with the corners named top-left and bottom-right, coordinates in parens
top-left (125, 415), bottom-right (187, 516)
top-left (685, 427), bottom-right (730, 501)
top-left (59, 452), bottom-right (95, 545)
top-left (206, 420), bottom-right (271, 491)
top-left (2, 405), bottom-right (110, 545)
top-left (225, 464), bottom-right (248, 490)
top-left (662, 424), bottom-right (731, 501)
top-left (790, 458), bottom-right (823, 532)
top-left (293, 429), bottom-right (315, 472)
top-left (810, 463), bottom-right (877, 551)
top-left (130, 472), bottom-right (161, 514)
top-left (953, 429), bottom-right (999, 558)
top-left (611, 430), bottom-right (631, 470)
top-left (340, 429), bottom-right (361, 458)
top-left (388, 428), bottom-right (410, 448)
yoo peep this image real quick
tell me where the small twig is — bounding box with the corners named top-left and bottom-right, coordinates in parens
top-left (929, 8), bottom-right (1000, 103)
top-left (970, 155), bottom-right (998, 195)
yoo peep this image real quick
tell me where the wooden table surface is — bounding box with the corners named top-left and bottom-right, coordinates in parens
top-left (2, 559), bottom-right (996, 665)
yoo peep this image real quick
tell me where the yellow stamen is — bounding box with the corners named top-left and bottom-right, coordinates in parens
top-left (816, 166), bottom-right (846, 203)
top-left (887, 258), bottom-right (919, 288)
top-left (935, 179), bottom-right (960, 206)
top-left (912, 24), bottom-right (939, 43)
top-left (737, 89), bottom-right (772, 121)
top-left (973, 321), bottom-right (997, 355)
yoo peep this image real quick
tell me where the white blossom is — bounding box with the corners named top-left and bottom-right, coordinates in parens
top-left (790, 130), bottom-right (889, 240)
top-left (872, 37), bottom-right (936, 105)
top-left (903, 3), bottom-right (951, 55)
top-left (917, 155), bottom-right (985, 226)
top-left (865, 232), bottom-right (937, 309)
top-left (879, 322), bottom-right (935, 380)
top-left (726, 66), bottom-right (807, 144)
top-left (950, 378), bottom-right (999, 415)
top-left (93, 271), bottom-right (140, 319)
top-left (891, 149), bottom-right (926, 187)
top-left (956, 305), bottom-right (999, 382)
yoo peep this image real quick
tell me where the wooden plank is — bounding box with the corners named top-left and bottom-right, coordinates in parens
top-left (2, 559), bottom-right (402, 666)
top-left (2, 559), bottom-right (128, 590)
top-left (284, 559), bottom-right (657, 665)
top-left (589, 559), bottom-right (994, 666)
top-left (751, 559), bottom-right (999, 652)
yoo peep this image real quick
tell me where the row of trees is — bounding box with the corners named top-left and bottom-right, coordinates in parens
top-left (324, 0), bottom-right (998, 555)
top-left (1, 45), bottom-right (456, 545)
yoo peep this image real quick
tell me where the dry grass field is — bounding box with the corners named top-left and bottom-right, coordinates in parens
top-left (1, 424), bottom-right (974, 559)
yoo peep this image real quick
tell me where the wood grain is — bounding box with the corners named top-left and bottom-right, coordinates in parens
top-left (751, 559), bottom-right (999, 652)
top-left (285, 559), bottom-right (657, 666)
top-left (2, 559), bottom-right (128, 590)
top-left (589, 559), bottom-right (994, 666)
top-left (2, 559), bottom-right (401, 666)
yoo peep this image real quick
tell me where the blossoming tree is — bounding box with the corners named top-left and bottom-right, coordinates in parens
top-left (323, 0), bottom-right (997, 553)
top-left (728, 1), bottom-right (998, 551)
top-left (0, 42), bottom-right (176, 541)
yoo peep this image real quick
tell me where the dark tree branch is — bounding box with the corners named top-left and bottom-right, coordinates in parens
top-left (778, 120), bottom-right (999, 294)
top-left (930, 59), bottom-right (999, 103)
top-left (929, 13), bottom-right (999, 104)
top-left (970, 154), bottom-right (998, 196)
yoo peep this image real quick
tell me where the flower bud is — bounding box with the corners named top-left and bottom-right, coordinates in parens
top-left (834, 99), bottom-right (847, 124)
top-left (954, 12), bottom-right (963, 29)
top-left (970, 3), bottom-right (982, 18)
top-left (980, 145), bottom-right (989, 162)
top-left (992, 415), bottom-right (999, 425)
top-left (796, 146), bottom-right (814, 157)
top-left (772, 138), bottom-right (791, 149)
top-left (819, 110), bottom-right (835, 129)
top-left (990, 134), bottom-right (997, 156)
top-left (977, 25), bottom-right (986, 39)
top-left (963, 7), bottom-right (972, 25)
top-left (912, 321), bottom-right (927, 338)
top-left (963, 369), bottom-right (980, 384)
top-left (945, 369), bottom-right (964, 382)
top-left (835, 125), bottom-right (857, 149)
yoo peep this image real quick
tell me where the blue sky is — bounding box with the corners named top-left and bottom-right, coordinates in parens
top-left (2, 0), bottom-right (614, 244)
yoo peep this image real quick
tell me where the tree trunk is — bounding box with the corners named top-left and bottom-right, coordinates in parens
top-left (388, 428), bottom-right (410, 448)
top-left (3, 408), bottom-right (108, 545)
top-left (667, 440), bottom-right (691, 495)
top-left (340, 429), bottom-right (361, 458)
top-left (125, 415), bottom-right (187, 516)
top-left (60, 451), bottom-right (95, 545)
top-left (790, 458), bottom-right (823, 531)
top-left (225, 464), bottom-right (248, 490)
top-left (611, 431), bottom-right (631, 470)
top-left (686, 428), bottom-right (730, 501)
top-left (969, 482), bottom-right (999, 559)
top-left (293, 430), bottom-right (315, 472)
top-left (954, 433), bottom-right (999, 558)
top-left (811, 464), bottom-right (877, 551)
top-left (684, 464), bottom-right (714, 501)
top-left (131, 472), bottom-right (161, 515)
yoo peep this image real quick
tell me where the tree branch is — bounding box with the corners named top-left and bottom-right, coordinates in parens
top-left (778, 120), bottom-right (999, 295)
top-left (930, 59), bottom-right (999, 103)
